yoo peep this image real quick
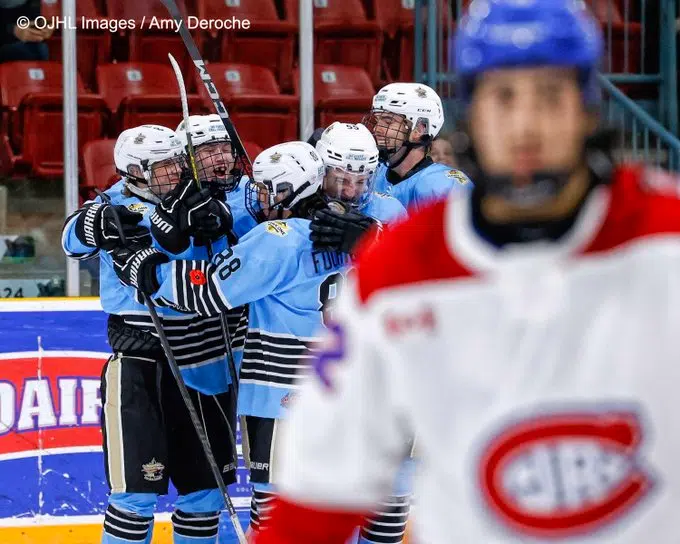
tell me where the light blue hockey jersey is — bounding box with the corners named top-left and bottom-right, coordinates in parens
top-left (154, 218), bottom-right (349, 420)
top-left (231, 177), bottom-right (407, 230)
top-left (61, 180), bottom-right (248, 395)
top-left (373, 159), bottom-right (472, 212)
top-left (361, 192), bottom-right (408, 224)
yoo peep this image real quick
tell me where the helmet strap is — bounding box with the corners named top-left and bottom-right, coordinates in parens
top-left (123, 180), bottom-right (161, 204)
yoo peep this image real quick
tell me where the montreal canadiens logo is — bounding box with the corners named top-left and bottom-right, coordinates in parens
top-left (479, 409), bottom-right (654, 539)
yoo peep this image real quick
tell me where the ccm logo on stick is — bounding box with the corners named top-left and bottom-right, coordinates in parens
top-left (478, 408), bottom-right (655, 539)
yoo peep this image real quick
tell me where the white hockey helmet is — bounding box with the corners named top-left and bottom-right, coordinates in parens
top-left (114, 124), bottom-right (186, 202)
top-left (363, 82), bottom-right (445, 164)
top-left (175, 114), bottom-right (240, 193)
top-left (247, 141), bottom-right (326, 221)
top-left (175, 114), bottom-right (230, 148)
top-left (315, 122), bottom-right (379, 210)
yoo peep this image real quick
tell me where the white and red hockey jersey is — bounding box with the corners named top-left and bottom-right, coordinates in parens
top-left (256, 165), bottom-right (680, 543)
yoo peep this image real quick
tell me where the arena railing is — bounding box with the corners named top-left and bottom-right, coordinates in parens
top-left (416, 0), bottom-right (679, 144)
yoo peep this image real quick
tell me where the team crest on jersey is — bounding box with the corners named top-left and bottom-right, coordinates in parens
top-left (266, 221), bottom-right (290, 236)
top-left (478, 406), bottom-right (655, 539)
top-left (127, 203), bottom-right (148, 214)
top-left (141, 458), bottom-right (165, 482)
top-left (446, 169), bottom-right (469, 184)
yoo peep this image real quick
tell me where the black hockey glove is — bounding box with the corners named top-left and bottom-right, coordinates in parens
top-left (74, 202), bottom-right (149, 250)
top-left (194, 198), bottom-right (234, 243)
top-left (151, 172), bottom-right (232, 254)
top-left (310, 209), bottom-right (382, 255)
top-left (109, 245), bottom-right (169, 295)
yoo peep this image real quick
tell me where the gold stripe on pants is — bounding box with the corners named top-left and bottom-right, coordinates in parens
top-left (104, 355), bottom-right (126, 492)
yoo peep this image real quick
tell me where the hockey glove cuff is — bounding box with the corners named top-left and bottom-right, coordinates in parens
top-left (110, 245), bottom-right (170, 295)
top-left (75, 202), bottom-right (149, 250)
top-left (310, 209), bottom-right (382, 255)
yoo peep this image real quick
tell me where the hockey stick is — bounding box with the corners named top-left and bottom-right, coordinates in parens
top-left (161, 0), bottom-right (252, 459)
top-left (97, 190), bottom-right (247, 544)
top-left (168, 53), bottom-right (201, 190)
top-left (160, 0), bottom-right (253, 179)
top-left (167, 51), bottom-right (243, 428)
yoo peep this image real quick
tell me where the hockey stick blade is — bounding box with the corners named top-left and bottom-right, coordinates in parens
top-left (168, 53), bottom-right (201, 190)
top-left (160, 0), bottom-right (253, 179)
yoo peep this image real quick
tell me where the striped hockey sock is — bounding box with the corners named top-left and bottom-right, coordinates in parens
top-left (359, 495), bottom-right (411, 543)
top-left (171, 509), bottom-right (220, 543)
top-left (102, 504), bottom-right (154, 544)
top-left (249, 489), bottom-right (277, 532)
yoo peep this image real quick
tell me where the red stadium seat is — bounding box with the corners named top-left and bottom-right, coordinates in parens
top-left (0, 62), bottom-right (106, 178)
top-left (105, 0), bottom-right (194, 80)
top-left (285, 0), bottom-right (383, 86)
top-left (42, 0), bottom-right (111, 90)
top-left (375, 0), bottom-right (453, 82)
top-left (243, 141), bottom-right (264, 162)
top-left (195, 63), bottom-right (298, 150)
top-left (197, 0), bottom-right (296, 91)
top-left (96, 63), bottom-right (203, 132)
top-left (82, 139), bottom-right (119, 200)
top-left (294, 64), bottom-right (374, 126)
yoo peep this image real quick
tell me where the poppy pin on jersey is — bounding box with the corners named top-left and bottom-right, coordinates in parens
top-left (189, 269), bottom-right (207, 286)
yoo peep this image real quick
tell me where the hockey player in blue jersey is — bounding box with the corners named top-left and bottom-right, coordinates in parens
top-left (363, 82), bottom-right (473, 211)
top-left (108, 140), bottom-right (410, 541)
top-left (314, 122), bottom-right (407, 225)
top-left (107, 141), bottom-right (343, 535)
top-left (61, 123), bottom-right (242, 544)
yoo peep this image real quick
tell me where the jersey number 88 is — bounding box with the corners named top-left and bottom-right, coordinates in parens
top-left (318, 272), bottom-right (345, 327)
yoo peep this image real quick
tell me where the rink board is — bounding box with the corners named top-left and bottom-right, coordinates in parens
top-left (0, 299), bottom-right (250, 543)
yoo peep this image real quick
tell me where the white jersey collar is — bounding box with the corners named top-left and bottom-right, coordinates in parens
top-left (445, 185), bottom-right (611, 273)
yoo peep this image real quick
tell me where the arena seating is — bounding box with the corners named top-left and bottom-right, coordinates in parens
top-left (41, 0), bottom-right (111, 90)
top-left (82, 138), bottom-right (118, 200)
top-left (0, 0), bottom-right (653, 183)
top-left (0, 62), bottom-right (106, 178)
top-left (285, 0), bottom-right (383, 86)
top-left (96, 62), bottom-right (202, 132)
top-left (195, 63), bottom-right (298, 149)
top-left (294, 64), bottom-right (375, 126)
top-left (198, 0), bottom-right (297, 91)
top-left (106, 0), bottom-right (194, 80)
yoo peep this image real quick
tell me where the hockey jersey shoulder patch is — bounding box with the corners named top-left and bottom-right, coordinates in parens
top-left (446, 169), bottom-right (471, 185)
top-left (127, 202), bottom-right (149, 214)
top-left (265, 221), bottom-right (291, 237)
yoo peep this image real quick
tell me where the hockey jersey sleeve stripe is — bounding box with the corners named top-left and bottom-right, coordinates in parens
top-left (165, 260), bottom-right (231, 316)
top-left (253, 497), bottom-right (365, 544)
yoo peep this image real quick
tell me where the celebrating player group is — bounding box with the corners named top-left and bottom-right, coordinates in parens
top-left (62, 0), bottom-right (680, 542)
top-left (62, 54), bottom-right (467, 542)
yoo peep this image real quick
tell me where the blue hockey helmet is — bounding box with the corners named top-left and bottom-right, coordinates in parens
top-left (452, 0), bottom-right (604, 107)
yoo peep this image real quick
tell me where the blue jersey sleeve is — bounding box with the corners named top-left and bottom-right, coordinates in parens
top-left (154, 222), bottom-right (298, 315)
top-left (410, 166), bottom-right (472, 210)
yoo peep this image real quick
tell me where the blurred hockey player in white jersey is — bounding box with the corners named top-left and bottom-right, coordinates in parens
top-left (362, 82), bottom-right (472, 212)
top-left (254, 1), bottom-right (680, 543)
